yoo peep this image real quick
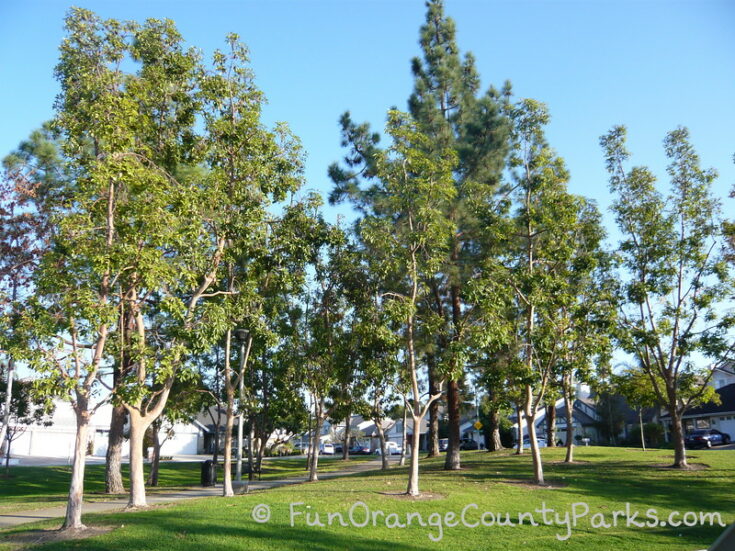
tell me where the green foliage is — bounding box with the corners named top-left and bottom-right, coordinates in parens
top-left (601, 125), bottom-right (733, 415)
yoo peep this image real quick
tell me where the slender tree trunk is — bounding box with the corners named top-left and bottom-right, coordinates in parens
top-left (222, 330), bottom-right (235, 496)
top-left (127, 413), bottom-right (151, 508)
top-left (515, 404), bottom-right (524, 455)
top-left (105, 404), bottom-right (126, 493)
top-left (444, 379), bottom-right (461, 470)
top-left (247, 419), bottom-right (255, 481)
top-left (62, 409), bottom-right (90, 531)
top-left (107, 306), bottom-right (133, 495)
top-left (563, 379), bottom-right (574, 463)
top-left (375, 419), bottom-right (389, 470)
top-left (306, 396), bottom-right (313, 471)
top-left (545, 404), bottom-right (557, 447)
top-left (0, 358), bottom-right (15, 457)
top-left (406, 414), bottom-right (421, 496)
top-left (524, 386), bottom-right (544, 484)
top-left (488, 409), bottom-right (503, 452)
top-left (222, 396), bottom-right (235, 496)
top-left (399, 401), bottom-right (407, 467)
top-left (309, 405), bottom-right (323, 482)
top-left (427, 356), bottom-right (440, 457)
top-left (342, 412), bottom-right (351, 460)
top-left (146, 421), bottom-right (161, 486)
top-left (670, 409), bottom-right (688, 468)
top-left (639, 408), bottom-right (646, 452)
top-left (444, 284), bottom-right (462, 471)
top-left (0, 283), bottom-right (18, 457)
top-left (211, 406), bottom-right (221, 464)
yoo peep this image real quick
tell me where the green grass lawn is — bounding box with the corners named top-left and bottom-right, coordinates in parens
top-left (0, 447), bottom-right (732, 550)
top-left (0, 455), bottom-right (375, 514)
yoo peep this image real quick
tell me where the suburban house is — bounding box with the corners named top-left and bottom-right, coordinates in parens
top-left (510, 396), bottom-right (601, 444)
top-left (659, 364), bottom-right (735, 440)
top-left (9, 398), bottom-right (207, 460)
top-left (667, 383), bottom-right (735, 437)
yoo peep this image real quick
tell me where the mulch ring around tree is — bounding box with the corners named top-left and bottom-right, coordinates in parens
top-left (0, 526), bottom-right (116, 549)
top-left (378, 491), bottom-right (447, 501)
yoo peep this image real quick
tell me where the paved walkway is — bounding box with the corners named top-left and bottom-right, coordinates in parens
top-left (0, 458), bottom-right (385, 530)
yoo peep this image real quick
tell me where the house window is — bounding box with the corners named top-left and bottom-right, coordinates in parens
top-left (721, 417), bottom-right (726, 421)
top-left (712, 418), bottom-right (717, 424)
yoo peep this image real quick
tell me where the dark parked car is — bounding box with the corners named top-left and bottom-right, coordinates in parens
top-left (685, 429), bottom-right (731, 449)
top-left (349, 444), bottom-right (372, 455)
top-left (459, 438), bottom-right (480, 450)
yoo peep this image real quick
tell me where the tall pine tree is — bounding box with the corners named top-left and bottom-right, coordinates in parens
top-left (330, 0), bottom-right (509, 470)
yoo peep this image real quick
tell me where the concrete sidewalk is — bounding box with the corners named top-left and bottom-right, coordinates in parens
top-left (0, 458), bottom-right (384, 530)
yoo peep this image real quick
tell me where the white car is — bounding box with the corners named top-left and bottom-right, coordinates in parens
top-left (374, 442), bottom-right (402, 455)
top-left (319, 443), bottom-right (335, 455)
top-left (521, 438), bottom-right (547, 449)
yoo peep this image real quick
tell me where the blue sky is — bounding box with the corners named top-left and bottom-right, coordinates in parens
top-left (1, 0), bottom-right (734, 234)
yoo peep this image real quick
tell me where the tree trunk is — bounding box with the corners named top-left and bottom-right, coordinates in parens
top-left (406, 415), bottom-right (421, 496)
top-left (545, 404), bottom-right (557, 447)
top-left (62, 410), bottom-right (90, 531)
top-left (146, 421), bottom-right (161, 487)
top-left (444, 379), bottom-right (461, 470)
top-left (222, 394), bottom-right (235, 497)
top-left (515, 404), bottom-right (524, 455)
top-left (563, 381), bottom-right (574, 463)
top-left (126, 412), bottom-right (152, 508)
top-left (247, 419), bottom-right (255, 481)
top-left (306, 396), bottom-right (313, 471)
top-left (639, 408), bottom-right (646, 452)
top-left (0, 357), bottom-right (15, 457)
top-left (444, 283), bottom-right (463, 471)
top-left (211, 406), bottom-right (221, 464)
top-left (105, 404), bottom-right (126, 493)
top-left (309, 407), bottom-right (322, 482)
top-left (399, 401), bottom-right (407, 467)
top-left (670, 409), bottom-right (688, 468)
top-left (524, 386), bottom-right (544, 484)
top-left (342, 412), bottom-right (351, 460)
top-left (426, 356), bottom-right (440, 457)
top-left (221, 329), bottom-right (236, 496)
top-left (487, 409), bottom-right (503, 452)
top-left (375, 418), bottom-right (389, 470)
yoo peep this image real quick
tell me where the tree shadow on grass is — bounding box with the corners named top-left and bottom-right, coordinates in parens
top-left (13, 510), bottom-right (431, 551)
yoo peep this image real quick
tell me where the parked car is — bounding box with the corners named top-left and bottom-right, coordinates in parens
top-left (319, 443), bottom-right (335, 455)
top-left (685, 429), bottom-right (731, 449)
top-left (349, 444), bottom-right (372, 455)
top-left (374, 441), bottom-right (402, 455)
top-left (521, 437), bottom-right (547, 449)
top-left (460, 438), bottom-right (480, 450)
top-left (438, 438), bottom-right (449, 452)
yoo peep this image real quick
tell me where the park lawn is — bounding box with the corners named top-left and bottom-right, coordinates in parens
top-left (0, 456), bottom-right (375, 514)
top-left (0, 446), bottom-right (732, 550)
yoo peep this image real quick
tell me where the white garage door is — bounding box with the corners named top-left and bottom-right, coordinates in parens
top-left (714, 416), bottom-right (735, 439)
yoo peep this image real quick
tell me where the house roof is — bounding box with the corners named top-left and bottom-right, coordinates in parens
top-left (555, 405), bottom-right (598, 426)
top-left (669, 383), bottom-right (735, 418)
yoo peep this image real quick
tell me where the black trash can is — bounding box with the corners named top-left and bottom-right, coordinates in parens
top-left (201, 460), bottom-right (217, 487)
